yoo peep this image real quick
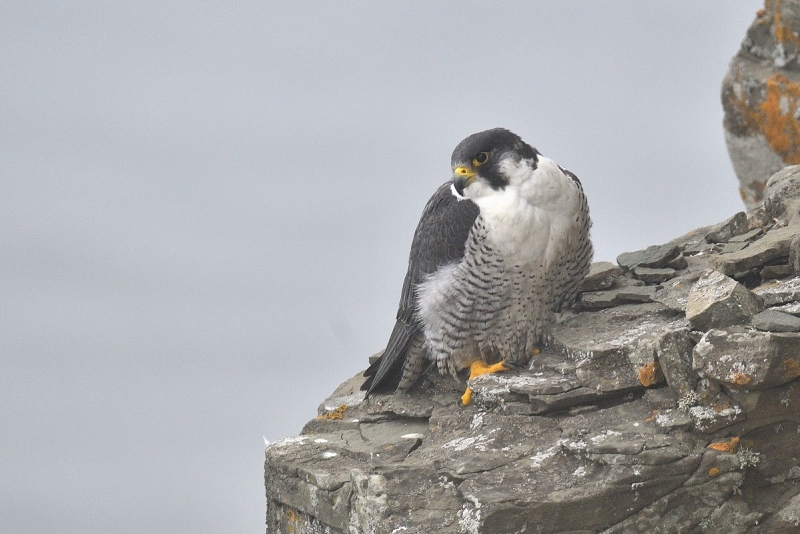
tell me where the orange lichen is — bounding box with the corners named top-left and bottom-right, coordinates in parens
top-left (646, 410), bottom-right (659, 423)
top-left (285, 510), bottom-right (301, 534)
top-left (638, 362), bottom-right (663, 387)
top-left (729, 72), bottom-right (800, 164)
top-left (732, 373), bottom-right (752, 386)
top-left (316, 404), bottom-right (347, 420)
top-left (708, 437), bottom-right (741, 453)
top-left (709, 467), bottom-right (721, 477)
top-left (713, 402), bottom-right (731, 413)
top-left (783, 358), bottom-right (800, 379)
top-left (774, 0), bottom-right (800, 46)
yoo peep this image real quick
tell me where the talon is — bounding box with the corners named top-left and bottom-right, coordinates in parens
top-left (461, 387), bottom-right (473, 406)
top-left (460, 360), bottom-right (509, 406)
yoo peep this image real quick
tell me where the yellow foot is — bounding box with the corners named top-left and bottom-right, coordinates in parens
top-left (460, 360), bottom-right (509, 406)
top-left (531, 347), bottom-right (541, 356)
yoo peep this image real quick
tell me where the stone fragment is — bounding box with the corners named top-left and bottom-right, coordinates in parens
top-left (772, 301), bottom-right (800, 316)
top-left (721, 241), bottom-right (749, 254)
top-left (653, 409), bottom-right (693, 431)
top-left (683, 241), bottom-right (715, 256)
top-left (693, 328), bottom-right (800, 390)
top-left (580, 290), bottom-right (619, 310)
top-left (705, 212), bottom-right (749, 243)
top-left (764, 164), bottom-right (800, 223)
top-left (686, 397), bottom-right (745, 434)
top-left (616, 286), bottom-right (656, 303)
top-left (664, 253), bottom-right (688, 270)
top-left (685, 270), bottom-right (763, 330)
top-left (752, 309), bottom-right (800, 332)
top-left (761, 263), bottom-right (793, 279)
top-left (711, 221), bottom-right (800, 275)
top-left (651, 271), bottom-right (702, 312)
top-left (550, 303), bottom-right (688, 392)
top-left (580, 261), bottom-right (622, 292)
top-left (752, 276), bottom-right (800, 305)
top-left (729, 227), bottom-right (764, 242)
top-left (617, 243), bottom-right (680, 271)
top-left (580, 286), bottom-right (655, 310)
top-left (611, 275), bottom-right (645, 288)
top-left (651, 328), bottom-right (697, 392)
top-left (633, 267), bottom-right (676, 283)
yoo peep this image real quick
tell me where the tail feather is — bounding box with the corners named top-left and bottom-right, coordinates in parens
top-left (361, 319), bottom-right (419, 395)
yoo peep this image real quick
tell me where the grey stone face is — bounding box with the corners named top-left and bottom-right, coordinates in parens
top-left (580, 261), bottom-right (622, 292)
top-left (617, 243), bottom-right (680, 271)
top-left (764, 165), bottom-right (800, 223)
top-left (693, 328), bottom-right (800, 389)
top-left (721, 1), bottom-right (800, 208)
top-left (752, 309), bottom-right (800, 332)
top-left (685, 270), bottom-right (763, 330)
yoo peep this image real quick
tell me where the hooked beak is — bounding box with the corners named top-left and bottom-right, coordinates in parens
top-left (453, 166), bottom-right (476, 196)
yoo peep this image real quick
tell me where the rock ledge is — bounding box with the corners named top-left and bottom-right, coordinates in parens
top-left (265, 169), bottom-right (800, 533)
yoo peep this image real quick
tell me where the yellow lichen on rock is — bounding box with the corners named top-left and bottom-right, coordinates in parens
top-left (316, 404), bottom-right (347, 420)
top-left (708, 437), bottom-right (740, 453)
top-left (638, 362), bottom-right (663, 387)
top-left (732, 373), bottom-right (753, 386)
top-left (773, 0), bottom-right (800, 47)
top-left (730, 73), bottom-right (800, 165)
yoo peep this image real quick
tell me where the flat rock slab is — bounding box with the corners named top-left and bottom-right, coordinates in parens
top-left (772, 301), bottom-right (800, 316)
top-left (752, 309), bottom-right (800, 332)
top-left (580, 261), bottom-right (622, 292)
top-left (617, 243), bottom-right (681, 271)
top-left (548, 303), bottom-right (688, 391)
top-left (711, 222), bottom-right (800, 276)
top-left (693, 328), bottom-right (800, 389)
top-left (581, 286), bottom-right (656, 310)
top-left (752, 276), bottom-right (800, 306)
top-left (634, 267), bottom-right (677, 283)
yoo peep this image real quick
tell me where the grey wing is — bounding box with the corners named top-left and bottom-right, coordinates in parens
top-left (362, 182), bottom-right (479, 394)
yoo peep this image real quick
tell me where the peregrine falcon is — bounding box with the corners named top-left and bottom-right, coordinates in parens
top-left (362, 128), bottom-right (592, 404)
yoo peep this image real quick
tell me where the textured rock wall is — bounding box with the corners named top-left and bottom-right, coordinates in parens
top-left (264, 168), bottom-right (800, 533)
top-left (723, 0), bottom-right (800, 208)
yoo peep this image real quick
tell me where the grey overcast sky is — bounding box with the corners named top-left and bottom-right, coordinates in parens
top-left (2, 2), bottom-right (759, 532)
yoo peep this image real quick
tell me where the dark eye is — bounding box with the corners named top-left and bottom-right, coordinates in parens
top-left (473, 152), bottom-right (489, 165)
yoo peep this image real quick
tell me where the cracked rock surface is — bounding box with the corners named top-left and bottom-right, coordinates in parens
top-left (266, 174), bottom-right (800, 532)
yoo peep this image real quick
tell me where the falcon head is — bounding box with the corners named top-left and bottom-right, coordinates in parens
top-left (451, 128), bottom-right (540, 199)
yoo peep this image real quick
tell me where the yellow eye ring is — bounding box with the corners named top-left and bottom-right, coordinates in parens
top-left (473, 152), bottom-right (489, 166)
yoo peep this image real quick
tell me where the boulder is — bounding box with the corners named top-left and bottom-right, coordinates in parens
top-left (685, 270), bottom-right (763, 330)
top-left (721, 0), bottom-right (800, 208)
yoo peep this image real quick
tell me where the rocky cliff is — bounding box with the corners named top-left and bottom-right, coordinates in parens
top-left (265, 166), bottom-right (800, 533)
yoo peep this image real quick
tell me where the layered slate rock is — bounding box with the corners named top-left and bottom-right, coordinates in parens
top-left (265, 168), bottom-right (800, 532)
